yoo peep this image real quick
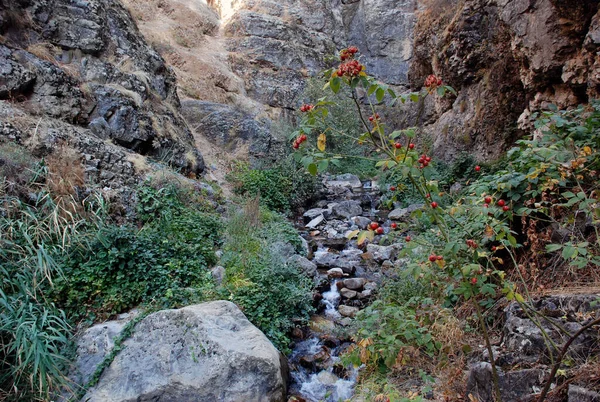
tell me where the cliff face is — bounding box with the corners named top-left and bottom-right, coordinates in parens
top-left (410, 0), bottom-right (600, 161)
top-left (0, 0), bottom-right (203, 190)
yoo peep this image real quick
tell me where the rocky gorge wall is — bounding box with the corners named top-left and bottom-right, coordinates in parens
top-left (0, 0), bottom-right (205, 189)
top-left (120, 0), bottom-right (600, 167)
top-left (409, 0), bottom-right (600, 161)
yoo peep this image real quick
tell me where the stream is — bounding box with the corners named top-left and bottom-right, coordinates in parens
top-left (287, 175), bottom-right (388, 402)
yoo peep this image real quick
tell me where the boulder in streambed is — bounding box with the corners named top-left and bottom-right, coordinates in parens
top-left (79, 301), bottom-right (287, 402)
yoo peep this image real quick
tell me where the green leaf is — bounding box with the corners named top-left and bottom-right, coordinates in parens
top-left (545, 244), bottom-right (563, 252)
top-left (368, 84), bottom-right (378, 96)
top-left (330, 77), bottom-right (341, 94)
top-left (561, 246), bottom-right (577, 260)
top-left (376, 87), bottom-right (385, 103)
top-left (317, 159), bottom-right (329, 172)
top-left (307, 163), bottom-right (318, 176)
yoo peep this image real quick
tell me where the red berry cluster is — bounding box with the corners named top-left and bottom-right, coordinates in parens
top-left (292, 134), bottom-right (307, 149)
top-left (418, 153), bottom-right (432, 168)
top-left (336, 59), bottom-right (364, 77)
top-left (340, 46), bottom-right (359, 61)
top-left (424, 74), bottom-right (443, 88)
top-left (369, 221), bottom-right (384, 234)
top-left (482, 195), bottom-right (511, 212)
top-left (299, 104), bottom-right (314, 113)
top-left (466, 239), bottom-right (478, 249)
top-left (428, 254), bottom-right (443, 262)
top-left (368, 113), bottom-right (380, 123)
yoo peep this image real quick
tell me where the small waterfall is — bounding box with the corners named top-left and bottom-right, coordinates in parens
top-left (322, 280), bottom-right (341, 319)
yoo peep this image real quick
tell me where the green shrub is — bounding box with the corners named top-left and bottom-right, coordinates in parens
top-left (54, 202), bottom-right (221, 321)
top-left (229, 156), bottom-right (320, 212)
top-left (221, 206), bottom-right (314, 352)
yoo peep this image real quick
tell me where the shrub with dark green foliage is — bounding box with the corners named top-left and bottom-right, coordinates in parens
top-left (53, 184), bottom-right (222, 320)
top-left (229, 156), bottom-right (320, 212)
top-left (221, 207), bottom-right (314, 352)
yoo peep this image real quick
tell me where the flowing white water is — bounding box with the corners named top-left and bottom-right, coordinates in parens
top-left (289, 337), bottom-right (359, 402)
top-left (322, 280), bottom-right (341, 319)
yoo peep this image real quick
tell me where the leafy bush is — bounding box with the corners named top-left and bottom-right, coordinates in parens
top-left (220, 205), bottom-right (314, 352)
top-left (54, 185), bottom-right (222, 320)
top-left (229, 156), bottom-right (320, 212)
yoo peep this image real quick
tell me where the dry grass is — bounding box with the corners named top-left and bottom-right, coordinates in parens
top-left (104, 83), bottom-right (143, 107)
top-left (46, 144), bottom-right (85, 215)
top-left (243, 195), bottom-right (261, 229)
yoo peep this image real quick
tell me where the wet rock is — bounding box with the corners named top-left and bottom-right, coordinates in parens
top-left (338, 317), bottom-right (354, 327)
top-left (306, 214), bottom-right (325, 229)
top-left (340, 288), bottom-right (358, 299)
top-left (343, 278), bottom-right (367, 290)
top-left (287, 255), bottom-right (318, 279)
top-left (327, 268), bottom-right (345, 278)
top-left (357, 289), bottom-right (373, 299)
top-left (310, 316), bottom-right (336, 333)
top-left (81, 301), bottom-right (286, 402)
top-left (299, 346), bottom-right (330, 369)
top-left (317, 371), bottom-right (339, 386)
top-left (338, 305), bottom-right (360, 318)
top-left (326, 174), bottom-right (362, 189)
top-left (331, 200), bottom-right (363, 219)
top-left (568, 385), bottom-right (600, 402)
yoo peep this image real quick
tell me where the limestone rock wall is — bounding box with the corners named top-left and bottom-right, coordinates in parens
top-left (0, 0), bottom-right (204, 184)
top-left (409, 0), bottom-right (600, 162)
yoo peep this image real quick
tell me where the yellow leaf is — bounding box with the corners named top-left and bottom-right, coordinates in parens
top-left (583, 146), bottom-right (592, 156)
top-left (484, 225), bottom-right (494, 238)
top-left (346, 230), bottom-right (360, 239)
top-left (515, 293), bottom-right (525, 303)
top-left (317, 133), bottom-right (326, 151)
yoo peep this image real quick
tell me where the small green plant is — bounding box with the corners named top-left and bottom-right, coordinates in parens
top-left (220, 203), bottom-right (314, 352)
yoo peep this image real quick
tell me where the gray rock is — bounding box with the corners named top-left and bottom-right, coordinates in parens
top-left (340, 288), bottom-right (358, 299)
top-left (327, 268), bottom-right (345, 278)
top-left (181, 100), bottom-right (272, 159)
top-left (449, 182), bottom-right (463, 194)
top-left (82, 301), bottom-right (286, 402)
top-left (568, 385), bottom-right (600, 402)
top-left (388, 204), bottom-right (423, 220)
top-left (313, 250), bottom-right (338, 268)
top-left (306, 215), bottom-right (325, 229)
top-left (343, 278), bottom-right (367, 290)
top-left (211, 266), bottom-right (226, 285)
top-left (331, 200), bottom-right (363, 219)
top-left (303, 208), bottom-right (326, 222)
top-left (270, 241), bottom-right (296, 261)
top-left (366, 244), bottom-right (399, 262)
top-left (465, 362), bottom-right (545, 402)
top-left (287, 255), bottom-right (317, 278)
top-left (327, 174), bottom-right (363, 189)
top-left (69, 320), bottom-right (129, 389)
top-left (338, 305), bottom-right (360, 318)
top-left (0, 46), bottom-right (36, 99)
top-left (351, 216), bottom-right (372, 229)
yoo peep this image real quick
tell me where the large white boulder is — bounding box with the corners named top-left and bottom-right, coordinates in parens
top-left (81, 301), bottom-right (286, 402)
